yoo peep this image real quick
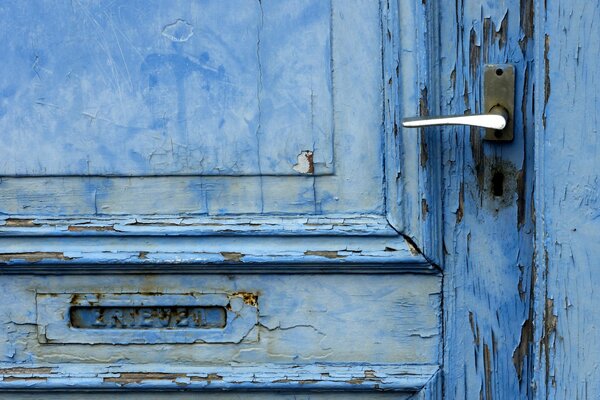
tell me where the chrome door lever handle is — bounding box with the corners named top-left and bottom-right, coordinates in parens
top-left (402, 106), bottom-right (508, 130)
top-left (401, 64), bottom-right (516, 141)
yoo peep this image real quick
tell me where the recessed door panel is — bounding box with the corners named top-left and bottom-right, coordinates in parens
top-left (0, 0), bottom-right (333, 176)
top-left (0, 0), bottom-right (442, 397)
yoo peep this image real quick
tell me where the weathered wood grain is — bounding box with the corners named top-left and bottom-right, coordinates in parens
top-left (435, 0), bottom-right (536, 398)
top-left (0, 363), bottom-right (438, 393)
top-left (533, 1), bottom-right (600, 399)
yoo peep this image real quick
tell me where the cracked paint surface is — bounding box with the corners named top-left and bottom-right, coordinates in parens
top-left (0, 0), bottom-right (441, 397)
top-left (532, 1), bottom-right (600, 399)
top-left (0, 274), bottom-right (440, 366)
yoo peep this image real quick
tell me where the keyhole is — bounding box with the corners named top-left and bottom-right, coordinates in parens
top-left (495, 68), bottom-right (504, 76)
top-left (491, 171), bottom-right (505, 197)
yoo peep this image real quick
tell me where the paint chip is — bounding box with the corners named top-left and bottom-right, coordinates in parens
top-left (162, 19), bottom-right (194, 42)
top-left (293, 150), bottom-right (314, 174)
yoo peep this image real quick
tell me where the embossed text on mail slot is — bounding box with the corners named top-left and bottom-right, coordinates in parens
top-left (70, 306), bottom-right (227, 329)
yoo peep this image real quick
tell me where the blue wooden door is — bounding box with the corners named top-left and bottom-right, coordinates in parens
top-left (0, 1), bottom-right (541, 398)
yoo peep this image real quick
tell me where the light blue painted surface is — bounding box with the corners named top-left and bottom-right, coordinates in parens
top-left (533, 1), bottom-right (600, 399)
top-left (0, 0), bottom-right (386, 217)
top-left (11, 0), bottom-right (596, 397)
top-left (433, 0), bottom-right (536, 398)
top-left (0, 0), bottom-right (333, 176)
top-left (0, 1), bottom-right (441, 398)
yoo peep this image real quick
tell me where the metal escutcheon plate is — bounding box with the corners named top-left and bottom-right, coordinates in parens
top-left (484, 64), bottom-right (515, 141)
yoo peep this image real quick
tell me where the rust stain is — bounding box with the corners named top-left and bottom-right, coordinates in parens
top-left (138, 251), bottom-right (148, 259)
top-left (232, 292), bottom-right (258, 307)
top-left (306, 151), bottom-right (314, 174)
top-left (67, 225), bottom-right (115, 232)
top-left (304, 250), bottom-right (346, 259)
top-left (292, 150), bottom-right (314, 174)
top-left (0, 252), bottom-right (72, 263)
top-left (3, 218), bottom-right (39, 227)
top-left (221, 252), bottom-right (244, 262)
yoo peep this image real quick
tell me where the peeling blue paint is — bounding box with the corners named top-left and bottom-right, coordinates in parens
top-left (0, 0), bottom-right (449, 397)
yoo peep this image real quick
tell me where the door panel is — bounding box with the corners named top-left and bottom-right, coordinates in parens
top-left (1, 0), bottom-right (335, 176)
top-left (0, 0), bottom-right (442, 397)
top-left (3, 274), bottom-right (439, 364)
top-left (0, 0), bottom-right (385, 216)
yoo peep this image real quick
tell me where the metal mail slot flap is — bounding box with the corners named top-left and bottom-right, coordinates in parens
top-left (36, 293), bottom-right (258, 344)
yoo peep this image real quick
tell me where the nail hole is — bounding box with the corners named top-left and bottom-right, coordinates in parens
top-left (495, 68), bottom-right (504, 76)
top-left (491, 171), bottom-right (505, 197)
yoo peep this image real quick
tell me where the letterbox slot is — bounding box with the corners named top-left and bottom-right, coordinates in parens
top-left (69, 306), bottom-right (227, 330)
